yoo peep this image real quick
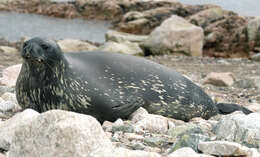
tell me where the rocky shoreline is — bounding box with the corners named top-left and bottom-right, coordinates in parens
top-left (0, 0), bottom-right (260, 157)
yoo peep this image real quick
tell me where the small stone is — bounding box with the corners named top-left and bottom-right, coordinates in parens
top-left (102, 121), bottom-right (113, 132)
top-left (234, 79), bottom-right (256, 89)
top-left (198, 141), bottom-right (251, 156)
top-left (134, 114), bottom-right (169, 134)
top-left (247, 103), bottom-right (260, 112)
top-left (113, 118), bottom-right (124, 127)
top-left (0, 64), bottom-right (22, 87)
top-left (1, 93), bottom-right (17, 104)
top-left (169, 147), bottom-right (214, 157)
top-left (203, 72), bottom-right (235, 86)
top-left (113, 147), bottom-right (161, 157)
top-left (124, 133), bottom-right (144, 141)
top-left (105, 30), bottom-right (148, 43)
top-left (112, 121), bottom-right (135, 133)
top-left (0, 46), bottom-right (18, 54)
top-left (251, 53), bottom-right (260, 61)
top-left (0, 101), bottom-right (15, 112)
top-left (0, 86), bottom-right (14, 97)
top-left (144, 136), bottom-right (168, 148)
top-left (129, 107), bottom-right (149, 123)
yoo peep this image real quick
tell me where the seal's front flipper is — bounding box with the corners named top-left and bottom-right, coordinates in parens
top-left (217, 103), bottom-right (253, 115)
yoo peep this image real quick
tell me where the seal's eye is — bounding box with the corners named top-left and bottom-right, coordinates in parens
top-left (41, 43), bottom-right (49, 50)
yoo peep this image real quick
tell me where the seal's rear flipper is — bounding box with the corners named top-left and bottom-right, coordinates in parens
top-left (217, 103), bottom-right (253, 115)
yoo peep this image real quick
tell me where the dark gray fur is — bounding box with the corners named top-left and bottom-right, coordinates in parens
top-left (16, 37), bottom-right (248, 122)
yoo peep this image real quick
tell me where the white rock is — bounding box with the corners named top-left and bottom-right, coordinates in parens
top-left (142, 15), bottom-right (204, 56)
top-left (0, 64), bottom-right (22, 87)
top-left (168, 147), bottom-right (213, 157)
top-left (129, 107), bottom-right (149, 123)
top-left (106, 30), bottom-right (148, 43)
top-left (0, 46), bottom-right (18, 54)
top-left (0, 101), bottom-right (15, 112)
top-left (113, 118), bottom-right (124, 127)
top-left (0, 153), bottom-right (5, 157)
top-left (113, 147), bottom-right (161, 157)
top-left (203, 72), bottom-right (235, 86)
top-left (99, 41), bottom-right (143, 55)
top-left (247, 17), bottom-right (260, 41)
top-left (0, 109), bottom-right (39, 150)
top-left (57, 39), bottom-right (97, 53)
top-left (134, 114), bottom-right (169, 134)
top-left (102, 121), bottom-right (113, 132)
top-left (9, 110), bottom-right (113, 157)
top-left (1, 93), bottom-right (17, 104)
top-left (198, 141), bottom-right (251, 156)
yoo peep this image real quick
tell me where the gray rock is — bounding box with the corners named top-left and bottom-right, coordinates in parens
top-left (198, 141), bottom-right (252, 156)
top-left (168, 147), bottom-right (214, 157)
top-left (98, 41), bottom-right (144, 55)
top-left (105, 30), bottom-right (148, 43)
top-left (234, 79), bottom-right (256, 89)
top-left (102, 121), bottom-right (113, 132)
top-left (247, 17), bottom-right (260, 42)
top-left (0, 101), bottom-right (15, 112)
top-left (9, 110), bottom-right (113, 157)
top-left (214, 113), bottom-right (260, 149)
top-left (251, 53), bottom-right (260, 61)
top-left (0, 109), bottom-right (39, 151)
top-left (141, 15), bottom-right (204, 56)
top-left (169, 134), bottom-right (210, 153)
top-left (112, 121), bottom-right (135, 133)
top-left (251, 76), bottom-right (260, 88)
top-left (144, 136), bottom-right (169, 148)
top-left (0, 86), bottom-right (14, 97)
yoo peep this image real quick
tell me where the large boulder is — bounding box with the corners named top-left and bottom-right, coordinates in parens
top-left (214, 112), bottom-right (260, 150)
top-left (0, 109), bottom-right (40, 151)
top-left (9, 110), bottom-right (113, 157)
top-left (141, 15), bottom-right (204, 56)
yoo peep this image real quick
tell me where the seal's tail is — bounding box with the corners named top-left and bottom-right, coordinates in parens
top-left (216, 103), bottom-right (253, 115)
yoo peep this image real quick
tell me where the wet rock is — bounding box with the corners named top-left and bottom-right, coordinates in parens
top-left (98, 41), bottom-right (143, 55)
top-left (9, 110), bottom-right (113, 157)
top-left (105, 30), bottom-right (148, 43)
top-left (0, 109), bottom-right (39, 151)
top-left (203, 72), bottom-right (235, 86)
top-left (247, 17), bottom-right (260, 42)
top-left (0, 64), bottom-right (22, 87)
top-left (251, 53), bottom-right (260, 61)
top-left (141, 15), bottom-right (204, 56)
top-left (198, 141), bottom-right (252, 156)
top-left (113, 147), bottom-right (161, 157)
top-left (214, 112), bottom-right (260, 149)
top-left (168, 147), bottom-right (214, 157)
top-left (57, 39), bottom-right (97, 53)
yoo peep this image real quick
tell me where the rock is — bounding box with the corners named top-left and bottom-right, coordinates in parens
top-left (57, 39), bottom-right (97, 53)
top-left (251, 53), bottom-right (260, 61)
top-left (0, 92), bottom-right (20, 113)
top-left (214, 113), bottom-right (260, 149)
top-left (198, 141), bottom-right (252, 156)
top-left (129, 107), bottom-right (149, 123)
top-left (143, 136), bottom-right (169, 148)
top-left (112, 121), bottom-right (135, 133)
top-left (113, 147), bottom-right (161, 157)
top-left (203, 72), bottom-right (235, 86)
top-left (0, 109), bottom-right (39, 151)
top-left (168, 123), bottom-right (210, 153)
top-left (141, 15), bottom-right (204, 56)
top-left (0, 46), bottom-right (18, 54)
top-left (0, 86), bottom-right (14, 97)
top-left (102, 121), bottom-right (113, 132)
top-left (247, 17), bottom-right (260, 42)
top-left (98, 41), bottom-right (143, 55)
top-left (247, 103), bottom-right (260, 112)
top-left (168, 147), bottom-right (214, 157)
top-left (0, 64), bottom-right (22, 87)
top-left (1, 93), bottom-right (17, 104)
top-left (124, 133), bottom-right (144, 141)
top-left (9, 110), bottom-right (113, 157)
top-left (0, 101), bottom-right (16, 112)
top-left (134, 114), bottom-right (169, 134)
top-left (251, 76), bottom-right (260, 88)
top-left (234, 79), bottom-right (256, 89)
top-left (105, 30), bottom-right (148, 43)
top-left (0, 153), bottom-right (5, 157)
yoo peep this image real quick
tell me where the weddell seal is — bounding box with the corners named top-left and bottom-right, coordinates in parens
top-left (15, 37), bottom-right (252, 122)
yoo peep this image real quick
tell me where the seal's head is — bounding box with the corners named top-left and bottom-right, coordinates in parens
top-left (21, 37), bottom-right (66, 75)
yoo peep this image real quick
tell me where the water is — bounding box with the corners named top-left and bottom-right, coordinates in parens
top-left (180, 0), bottom-right (260, 17)
top-left (0, 12), bottom-right (112, 43)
